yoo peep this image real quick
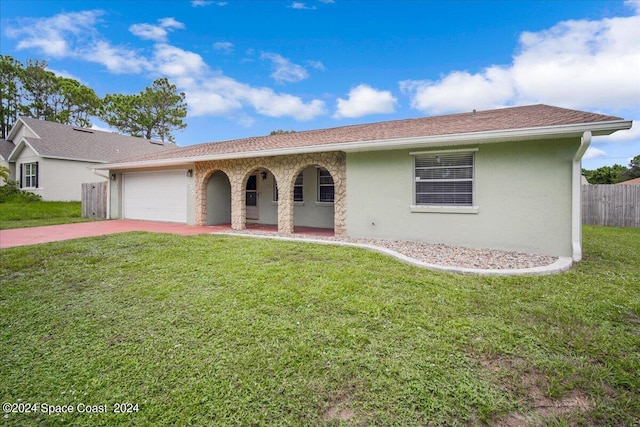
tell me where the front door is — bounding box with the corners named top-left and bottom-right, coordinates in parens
top-left (246, 174), bottom-right (258, 220)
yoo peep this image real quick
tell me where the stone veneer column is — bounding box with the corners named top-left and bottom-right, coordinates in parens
top-left (276, 170), bottom-right (294, 235)
top-left (330, 152), bottom-right (347, 237)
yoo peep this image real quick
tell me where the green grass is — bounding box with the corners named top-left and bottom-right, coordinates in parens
top-left (0, 199), bottom-right (96, 229)
top-left (1, 226), bottom-right (638, 426)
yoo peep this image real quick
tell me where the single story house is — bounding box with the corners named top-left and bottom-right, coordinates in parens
top-left (4, 117), bottom-right (176, 201)
top-left (95, 104), bottom-right (632, 261)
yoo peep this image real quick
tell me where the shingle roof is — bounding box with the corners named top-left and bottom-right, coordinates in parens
top-left (12, 117), bottom-right (177, 162)
top-left (111, 104), bottom-right (626, 165)
top-left (618, 177), bottom-right (640, 185)
top-left (0, 139), bottom-right (15, 160)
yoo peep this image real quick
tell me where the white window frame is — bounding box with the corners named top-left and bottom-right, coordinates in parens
top-left (23, 162), bottom-right (38, 188)
top-left (410, 149), bottom-right (479, 214)
top-left (317, 167), bottom-right (334, 204)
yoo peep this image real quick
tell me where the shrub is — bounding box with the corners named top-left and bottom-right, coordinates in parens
top-left (0, 180), bottom-right (42, 203)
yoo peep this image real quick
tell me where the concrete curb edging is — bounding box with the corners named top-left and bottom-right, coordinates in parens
top-left (216, 232), bottom-right (574, 276)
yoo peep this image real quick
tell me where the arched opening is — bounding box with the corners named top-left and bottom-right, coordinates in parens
top-left (291, 165), bottom-right (335, 236)
top-left (244, 167), bottom-right (278, 227)
top-left (205, 170), bottom-right (232, 225)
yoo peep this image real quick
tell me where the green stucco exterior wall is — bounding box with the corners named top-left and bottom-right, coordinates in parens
top-left (345, 139), bottom-right (579, 257)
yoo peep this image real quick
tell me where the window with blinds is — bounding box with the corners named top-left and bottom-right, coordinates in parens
top-left (317, 168), bottom-right (335, 202)
top-left (414, 152), bottom-right (474, 206)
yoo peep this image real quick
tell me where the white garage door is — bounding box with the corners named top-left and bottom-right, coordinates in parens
top-left (123, 171), bottom-right (187, 223)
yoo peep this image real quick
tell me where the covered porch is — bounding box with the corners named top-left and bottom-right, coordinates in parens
top-left (194, 151), bottom-right (346, 237)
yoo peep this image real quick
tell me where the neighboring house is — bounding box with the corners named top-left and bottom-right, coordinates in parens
top-left (95, 104), bottom-right (632, 260)
top-left (617, 177), bottom-right (640, 185)
top-left (0, 138), bottom-right (16, 185)
top-left (4, 117), bottom-right (177, 201)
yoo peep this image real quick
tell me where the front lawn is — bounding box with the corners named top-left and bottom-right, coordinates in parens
top-left (0, 199), bottom-right (95, 229)
top-left (1, 226), bottom-right (638, 426)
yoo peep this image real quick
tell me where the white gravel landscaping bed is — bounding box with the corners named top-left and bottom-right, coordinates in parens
top-left (225, 230), bottom-right (559, 271)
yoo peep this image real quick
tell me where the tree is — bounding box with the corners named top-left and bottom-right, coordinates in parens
top-left (583, 164), bottom-right (628, 184)
top-left (20, 59), bottom-right (58, 121)
top-left (270, 129), bottom-right (296, 135)
top-left (54, 78), bottom-right (101, 128)
top-left (101, 78), bottom-right (186, 143)
top-left (623, 154), bottom-right (640, 181)
top-left (583, 154), bottom-right (640, 184)
top-left (0, 57), bottom-right (100, 136)
top-left (0, 56), bottom-right (23, 138)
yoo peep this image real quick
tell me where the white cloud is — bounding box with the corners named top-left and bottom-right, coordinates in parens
top-left (86, 41), bottom-right (150, 74)
top-left (584, 147), bottom-right (606, 160)
top-left (191, 0), bottom-right (227, 6)
top-left (305, 60), bottom-right (325, 71)
top-left (334, 84), bottom-right (397, 118)
top-left (261, 52), bottom-right (309, 83)
top-left (158, 18), bottom-right (185, 30)
top-left (129, 17), bottom-right (185, 42)
top-left (7, 10), bottom-right (102, 58)
top-left (400, 67), bottom-right (514, 114)
top-left (289, 2), bottom-right (316, 10)
top-left (129, 23), bottom-right (168, 42)
top-left (401, 4), bottom-right (640, 115)
top-left (185, 74), bottom-right (326, 120)
top-left (153, 44), bottom-right (208, 77)
top-left (625, 0), bottom-right (640, 13)
top-left (213, 41), bottom-right (234, 54)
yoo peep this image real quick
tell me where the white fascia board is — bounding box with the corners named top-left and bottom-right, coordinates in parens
top-left (40, 155), bottom-right (106, 163)
top-left (7, 138), bottom-right (40, 162)
top-left (7, 118), bottom-right (40, 142)
top-left (94, 119), bottom-right (632, 171)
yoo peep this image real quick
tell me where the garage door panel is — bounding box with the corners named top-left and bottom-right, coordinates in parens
top-left (123, 171), bottom-right (187, 223)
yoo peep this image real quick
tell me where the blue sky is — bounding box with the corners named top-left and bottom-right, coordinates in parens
top-left (1, 0), bottom-right (639, 170)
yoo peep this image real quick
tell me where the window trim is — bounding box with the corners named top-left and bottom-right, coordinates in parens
top-left (317, 167), bottom-right (335, 204)
top-left (411, 148), bottom-right (478, 213)
top-left (21, 162), bottom-right (39, 189)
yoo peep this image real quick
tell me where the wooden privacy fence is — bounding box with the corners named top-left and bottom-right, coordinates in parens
top-left (582, 184), bottom-right (640, 227)
top-left (81, 181), bottom-right (107, 219)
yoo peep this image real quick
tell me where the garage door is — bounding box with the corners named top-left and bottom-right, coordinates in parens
top-left (123, 171), bottom-right (187, 223)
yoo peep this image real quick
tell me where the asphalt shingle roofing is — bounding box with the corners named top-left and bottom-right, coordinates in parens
top-left (112, 104), bottom-right (625, 165)
top-left (0, 139), bottom-right (15, 160)
top-left (13, 117), bottom-right (177, 162)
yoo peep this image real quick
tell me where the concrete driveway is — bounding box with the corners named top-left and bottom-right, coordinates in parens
top-left (0, 220), bottom-right (231, 249)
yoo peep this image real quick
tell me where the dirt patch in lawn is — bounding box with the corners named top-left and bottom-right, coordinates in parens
top-left (480, 356), bottom-right (592, 426)
top-left (323, 392), bottom-right (355, 423)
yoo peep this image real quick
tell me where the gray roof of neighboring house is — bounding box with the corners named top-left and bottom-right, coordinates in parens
top-left (0, 139), bottom-right (15, 160)
top-left (105, 104), bottom-right (629, 166)
top-left (10, 117), bottom-right (177, 163)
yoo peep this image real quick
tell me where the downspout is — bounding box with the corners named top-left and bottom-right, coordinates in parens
top-left (92, 169), bottom-right (111, 220)
top-left (572, 131), bottom-right (591, 262)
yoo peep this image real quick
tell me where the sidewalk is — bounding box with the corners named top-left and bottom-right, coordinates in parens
top-left (0, 220), bottom-right (230, 249)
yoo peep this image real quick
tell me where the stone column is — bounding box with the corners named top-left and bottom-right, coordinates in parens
top-left (276, 170), bottom-right (294, 235)
top-left (230, 170), bottom-right (246, 231)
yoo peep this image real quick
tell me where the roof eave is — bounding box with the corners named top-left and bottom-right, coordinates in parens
top-left (7, 138), bottom-right (39, 162)
top-left (7, 118), bottom-right (40, 142)
top-left (41, 155), bottom-right (106, 163)
top-left (95, 119), bottom-right (632, 171)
